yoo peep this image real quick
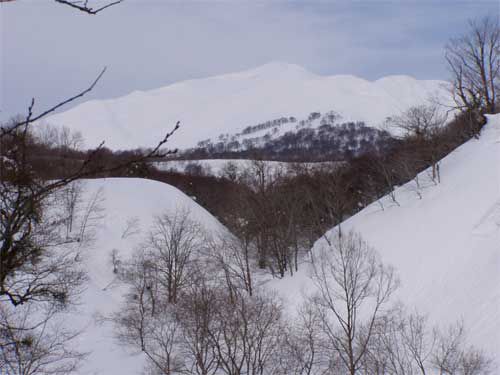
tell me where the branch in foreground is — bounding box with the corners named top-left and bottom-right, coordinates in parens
top-left (0, 67), bottom-right (107, 138)
top-left (54, 0), bottom-right (123, 14)
top-left (38, 120), bottom-right (181, 200)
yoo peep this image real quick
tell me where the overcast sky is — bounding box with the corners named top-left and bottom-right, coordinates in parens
top-left (1, 0), bottom-right (499, 121)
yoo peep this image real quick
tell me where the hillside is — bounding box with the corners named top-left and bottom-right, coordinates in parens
top-left (62, 178), bottom-right (226, 375)
top-left (42, 62), bottom-right (452, 150)
top-left (271, 114), bottom-right (500, 359)
top-left (50, 113), bottom-right (499, 374)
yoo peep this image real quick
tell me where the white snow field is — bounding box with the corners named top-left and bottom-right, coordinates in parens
top-left (42, 62), bottom-right (452, 150)
top-left (271, 114), bottom-right (500, 361)
top-left (65, 178), bottom-right (226, 375)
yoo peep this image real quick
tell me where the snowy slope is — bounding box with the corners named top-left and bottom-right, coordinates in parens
top-left (64, 178), bottom-right (226, 375)
top-left (272, 114), bottom-right (500, 358)
top-left (335, 114), bottom-right (500, 354)
top-left (42, 62), bottom-right (452, 150)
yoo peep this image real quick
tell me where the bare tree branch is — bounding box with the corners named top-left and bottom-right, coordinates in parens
top-left (54, 0), bottom-right (123, 14)
top-left (446, 16), bottom-right (500, 114)
top-left (0, 67), bottom-right (107, 139)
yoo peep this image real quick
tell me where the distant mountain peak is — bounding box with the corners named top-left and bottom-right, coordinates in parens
top-left (243, 61), bottom-right (316, 77)
top-left (43, 63), bottom-right (453, 150)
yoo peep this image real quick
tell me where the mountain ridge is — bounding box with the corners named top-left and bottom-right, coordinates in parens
top-left (42, 62), bottom-right (453, 150)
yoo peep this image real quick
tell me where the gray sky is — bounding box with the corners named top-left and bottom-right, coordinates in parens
top-left (1, 0), bottom-right (499, 121)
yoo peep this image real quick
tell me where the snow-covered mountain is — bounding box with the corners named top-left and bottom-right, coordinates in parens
top-left (42, 62), bottom-right (452, 150)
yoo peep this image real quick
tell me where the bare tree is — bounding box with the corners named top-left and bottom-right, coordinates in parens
top-left (238, 160), bottom-right (279, 270)
top-left (141, 309), bottom-right (185, 375)
top-left (306, 167), bottom-right (356, 237)
top-left (58, 181), bottom-right (84, 237)
top-left (35, 125), bottom-right (84, 154)
top-left (389, 104), bottom-right (447, 184)
top-left (145, 209), bottom-right (203, 304)
top-left (207, 290), bottom-right (285, 375)
top-left (0, 179), bottom-right (88, 307)
top-left (401, 312), bottom-right (436, 375)
top-left (360, 307), bottom-right (435, 375)
top-left (112, 210), bottom-right (213, 374)
top-left (432, 322), bottom-right (493, 375)
top-left (308, 231), bottom-right (399, 375)
top-left (114, 250), bottom-right (156, 349)
top-left (365, 155), bottom-right (400, 208)
top-left (220, 161), bottom-right (240, 182)
top-left (235, 161), bottom-right (305, 277)
top-left (0, 304), bottom-right (86, 375)
top-left (115, 295), bottom-right (185, 374)
top-left (175, 281), bottom-right (221, 375)
top-left (390, 104), bottom-right (446, 141)
top-left (115, 256), bottom-right (216, 375)
top-left (279, 303), bottom-right (325, 375)
top-left (360, 306), bottom-right (494, 375)
top-left (114, 255), bottom-right (286, 375)
top-left (446, 16), bottom-right (500, 114)
top-left (121, 216), bottom-right (141, 239)
top-left (209, 232), bottom-right (255, 297)
top-left (114, 249), bottom-right (187, 374)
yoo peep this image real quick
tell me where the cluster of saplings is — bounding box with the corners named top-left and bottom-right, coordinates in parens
top-left (110, 209), bottom-right (492, 375)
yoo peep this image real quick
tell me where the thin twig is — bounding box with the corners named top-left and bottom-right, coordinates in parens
top-left (0, 67), bottom-right (106, 138)
top-left (54, 0), bottom-right (123, 15)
